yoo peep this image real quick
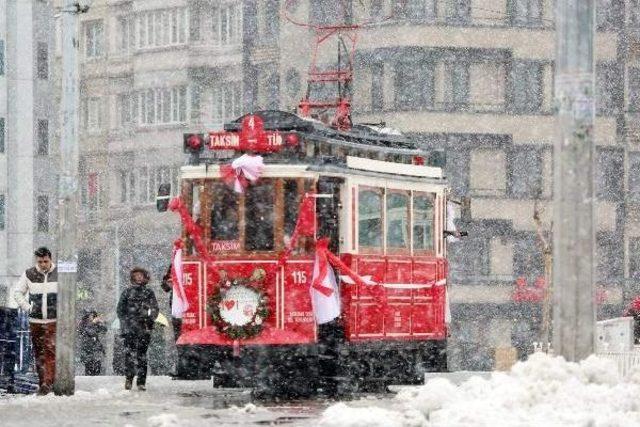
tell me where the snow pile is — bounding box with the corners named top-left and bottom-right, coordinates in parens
top-left (148, 413), bottom-right (180, 427)
top-left (318, 353), bottom-right (640, 427)
top-left (318, 403), bottom-right (423, 427)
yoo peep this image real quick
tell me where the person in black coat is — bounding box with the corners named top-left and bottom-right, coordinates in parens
top-left (78, 310), bottom-right (106, 375)
top-left (117, 267), bottom-right (159, 391)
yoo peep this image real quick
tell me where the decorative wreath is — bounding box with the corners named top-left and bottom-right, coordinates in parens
top-left (206, 268), bottom-right (269, 340)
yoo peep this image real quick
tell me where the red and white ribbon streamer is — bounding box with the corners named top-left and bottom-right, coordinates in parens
top-left (221, 154), bottom-right (265, 193)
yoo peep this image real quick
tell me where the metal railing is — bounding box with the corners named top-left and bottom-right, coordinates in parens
top-left (597, 347), bottom-right (640, 378)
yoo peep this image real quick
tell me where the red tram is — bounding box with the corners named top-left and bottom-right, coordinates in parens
top-left (158, 111), bottom-right (453, 396)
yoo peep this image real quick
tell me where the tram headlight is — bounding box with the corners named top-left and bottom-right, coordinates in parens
top-left (285, 133), bottom-right (299, 147)
top-left (184, 133), bottom-right (205, 153)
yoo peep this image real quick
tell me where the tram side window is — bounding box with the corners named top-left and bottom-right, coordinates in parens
top-left (245, 181), bottom-right (275, 251)
top-left (413, 193), bottom-right (435, 252)
top-left (358, 188), bottom-right (383, 249)
top-left (387, 191), bottom-right (409, 250)
top-left (211, 183), bottom-right (239, 241)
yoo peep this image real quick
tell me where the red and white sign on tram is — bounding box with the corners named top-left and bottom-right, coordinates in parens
top-left (207, 115), bottom-right (295, 152)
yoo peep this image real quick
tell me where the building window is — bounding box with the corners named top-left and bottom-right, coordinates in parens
top-left (597, 232), bottom-right (623, 281)
top-left (37, 119), bottom-right (48, 155)
top-left (0, 39), bottom-right (4, 75)
top-left (310, 0), bottom-right (343, 26)
top-left (118, 170), bottom-right (136, 204)
top-left (212, 3), bottom-right (242, 46)
top-left (0, 117), bottom-right (4, 153)
top-left (371, 63), bottom-right (384, 111)
top-left (596, 0), bottom-right (622, 30)
top-left (257, 0), bottom-right (279, 42)
top-left (137, 8), bottom-right (188, 49)
top-left (596, 148), bottom-right (624, 201)
top-left (629, 152), bottom-right (640, 203)
top-left (395, 60), bottom-right (434, 110)
top-left (285, 68), bottom-right (301, 98)
top-left (138, 166), bottom-right (154, 204)
top-left (370, 0), bottom-right (384, 18)
top-left (513, 234), bottom-right (544, 279)
top-left (447, 0), bottom-right (471, 24)
top-left (470, 149), bottom-right (506, 196)
top-left (449, 236), bottom-right (490, 278)
top-left (596, 63), bottom-right (622, 116)
top-left (84, 97), bottom-right (102, 131)
top-left (470, 63), bottom-right (506, 111)
top-left (81, 172), bottom-right (100, 216)
top-left (511, 60), bottom-right (542, 113)
top-left (117, 16), bottom-right (134, 55)
top-left (0, 194), bottom-right (4, 230)
top-left (443, 62), bottom-right (469, 109)
top-left (509, 0), bottom-right (542, 27)
top-left (631, 0), bottom-right (640, 27)
top-left (211, 82), bottom-right (242, 125)
top-left (629, 68), bottom-right (640, 112)
top-left (507, 148), bottom-right (542, 198)
top-left (399, 0), bottom-right (436, 20)
top-left (117, 93), bottom-right (137, 127)
top-left (630, 238), bottom-right (640, 279)
top-left (36, 42), bottom-right (48, 79)
top-left (190, 2), bottom-right (202, 42)
top-left (84, 20), bottom-right (104, 58)
top-left (139, 86), bottom-right (188, 126)
top-left (37, 195), bottom-right (49, 232)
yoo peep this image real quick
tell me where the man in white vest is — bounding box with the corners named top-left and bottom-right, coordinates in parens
top-left (13, 247), bottom-right (58, 395)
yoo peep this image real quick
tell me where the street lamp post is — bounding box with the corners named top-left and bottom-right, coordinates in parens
top-left (552, 0), bottom-right (596, 361)
top-left (54, 0), bottom-right (90, 396)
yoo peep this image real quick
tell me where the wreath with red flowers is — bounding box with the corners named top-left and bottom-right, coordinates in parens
top-left (206, 269), bottom-right (269, 340)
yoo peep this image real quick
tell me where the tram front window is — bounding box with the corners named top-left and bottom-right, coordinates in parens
top-left (211, 183), bottom-right (239, 241)
top-left (387, 192), bottom-right (409, 249)
top-left (245, 181), bottom-right (275, 251)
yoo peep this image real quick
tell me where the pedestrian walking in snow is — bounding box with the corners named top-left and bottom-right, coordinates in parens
top-left (78, 310), bottom-right (106, 375)
top-left (117, 267), bottom-right (159, 391)
top-left (13, 247), bottom-right (58, 395)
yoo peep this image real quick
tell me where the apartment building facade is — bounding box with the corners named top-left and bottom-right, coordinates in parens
top-left (72, 0), bottom-right (633, 370)
top-left (0, 0), bottom-right (56, 306)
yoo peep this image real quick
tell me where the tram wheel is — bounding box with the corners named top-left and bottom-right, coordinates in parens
top-left (176, 346), bottom-right (211, 380)
top-left (253, 352), bottom-right (318, 400)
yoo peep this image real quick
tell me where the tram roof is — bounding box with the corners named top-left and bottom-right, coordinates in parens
top-left (190, 110), bottom-right (446, 173)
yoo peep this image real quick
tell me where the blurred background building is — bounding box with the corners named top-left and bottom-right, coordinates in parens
top-left (0, 0), bottom-right (57, 307)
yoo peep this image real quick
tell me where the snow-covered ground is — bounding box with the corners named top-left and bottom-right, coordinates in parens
top-left (2, 353), bottom-right (639, 426)
top-left (0, 376), bottom-right (331, 426)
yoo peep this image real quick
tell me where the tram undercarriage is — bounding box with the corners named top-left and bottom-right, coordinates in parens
top-left (175, 324), bottom-right (447, 398)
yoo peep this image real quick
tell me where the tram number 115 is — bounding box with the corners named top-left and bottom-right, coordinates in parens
top-left (291, 271), bottom-right (308, 285)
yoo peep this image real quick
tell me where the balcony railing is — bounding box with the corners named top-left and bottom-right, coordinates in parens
top-left (365, 5), bottom-right (550, 31)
